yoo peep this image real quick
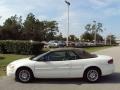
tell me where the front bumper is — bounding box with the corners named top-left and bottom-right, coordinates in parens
top-left (6, 66), bottom-right (16, 78)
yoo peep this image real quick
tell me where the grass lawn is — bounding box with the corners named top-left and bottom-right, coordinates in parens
top-left (83, 46), bottom-right (113, 52)
top-left (0, 54), bottom-right (30, 76)
top-left (0, 46), bottom-right (113, 77)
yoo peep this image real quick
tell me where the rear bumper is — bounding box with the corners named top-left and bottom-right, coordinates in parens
top-left (101, 64), bottom-right (114, 76)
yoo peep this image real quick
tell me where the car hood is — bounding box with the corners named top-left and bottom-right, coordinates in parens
top-left (9, 57), bottom-right (33, 65)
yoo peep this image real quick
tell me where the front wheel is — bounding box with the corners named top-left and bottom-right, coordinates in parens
top-left (16, 68), bottom-right (33, 83)
top-left (84, 68), bottom-right (101, 82)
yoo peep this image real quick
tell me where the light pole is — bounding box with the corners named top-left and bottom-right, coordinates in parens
top-left (104, 28), bottom-right (107, 45)
top-left (93, 21), bottom-right (97, 45)
top-left (0, 16), bottom-right (1, 19)
top-left (110, 34), bottom-right (112, 45)
top-left (65, 0), bottom-right (70, 46)
top-left (104, 37), bottom-right (107, 45)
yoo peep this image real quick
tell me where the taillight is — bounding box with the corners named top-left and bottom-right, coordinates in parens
top-left (108, 59), bottom-right (113, 64)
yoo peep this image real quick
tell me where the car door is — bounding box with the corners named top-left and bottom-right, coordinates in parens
top-left (66, 51), bottom-right (84, 78)
top-left (34, 51), bottom-right (71, 78)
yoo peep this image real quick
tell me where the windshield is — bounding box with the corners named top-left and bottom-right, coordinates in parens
top-left (30, 52), bottom-right (48, 61)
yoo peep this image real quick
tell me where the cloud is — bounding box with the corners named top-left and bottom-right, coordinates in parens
top-left (0, 0), bottom-right (65, 21)
top-left (0, 0), bottom-right (120, 38)
top-left (102, 7), bottom-right (120, 17)
top-left (89, 0), bottom-right (120, 9)
top-left (0, 5), bottom-right (15, 25)
top-left (89, 0), bottom-right (106, 6)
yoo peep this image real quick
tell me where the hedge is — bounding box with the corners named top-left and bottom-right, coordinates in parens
top-left (0, 40), bottom-right (44, 55)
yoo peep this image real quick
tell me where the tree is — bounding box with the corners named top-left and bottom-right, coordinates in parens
top-left (43, 21), bottom-right (59, 41)
top-left (106, 35), bottom-right (116, 45)
top-left (96, 33), bottom-right (104, 42)
top-left (0, 15), bottom-right (22, 40)
top-left (69, 35), bottom-right (79, 41)
top-left (0, 26), bottom-right (3, 39)
top-left (22, 13), bottom-right (37, 40)
top-left (22, 13), bottom-right (59, 41)
top-left (84, 21), bottom-right (104, 42)
top-left (81, 31), bottom-right (93, 42)
top-left (0, 13), bottom-right (59, 41)
top-left (81, 31), bottom-right (103, 42)
top-left (85, 21), bottom-right (103, 33)
top-left (54, 33), bottom-right (64, 41)
top-left (85, 24), bottom-right (91, 32)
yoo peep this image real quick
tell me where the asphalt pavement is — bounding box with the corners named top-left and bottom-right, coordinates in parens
top-left (0, 46), bottom-right (120, 90)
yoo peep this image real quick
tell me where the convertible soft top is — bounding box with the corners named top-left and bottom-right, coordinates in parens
top-left (50, 48), bottom-right (97, 59)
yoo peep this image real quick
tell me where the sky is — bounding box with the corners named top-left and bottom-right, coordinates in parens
top-left (0, 0), bottom-right (120, 39)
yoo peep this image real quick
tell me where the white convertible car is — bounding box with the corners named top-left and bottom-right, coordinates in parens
top-left (7, 48), bottom-right (114, 83)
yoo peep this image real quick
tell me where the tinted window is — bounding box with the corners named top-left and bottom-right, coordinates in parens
top-left (66, 51), bottom-right (79, 60)
top-left (74, 49), bottom-right (97, 59)
top-left (46, 51), bottom-right (66, 61)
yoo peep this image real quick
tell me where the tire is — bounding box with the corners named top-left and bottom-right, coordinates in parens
top-left (83, 68), bottom-right (101, 83)
top-left (16, 68), bottom-right (33, 83)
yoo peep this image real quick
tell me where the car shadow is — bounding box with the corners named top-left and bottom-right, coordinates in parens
top-left (99, 72), bottom-right (120, 84)
top-left (32, 78), bottom-right (84, 85)
top-left (29, 72), bottom-right (120, 85)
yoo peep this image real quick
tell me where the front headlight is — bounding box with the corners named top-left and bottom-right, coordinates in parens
top-left (8, 64), bottom-right (15, 69)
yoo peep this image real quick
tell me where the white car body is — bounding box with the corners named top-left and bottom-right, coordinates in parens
top-left (6, 48), bottom-right (114, 82)
top-left (7, 56), bottom-right (114, 78)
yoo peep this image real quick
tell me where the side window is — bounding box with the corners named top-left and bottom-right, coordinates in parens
top-left (67, 51), bottom-right (79, 60)
top-left (46, 51), bottom-right (66, 61)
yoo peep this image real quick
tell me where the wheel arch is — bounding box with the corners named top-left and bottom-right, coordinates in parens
top-left (15, 66), bottom-right (34, 78)
top-left (83, 66), bottom-right (102, 77)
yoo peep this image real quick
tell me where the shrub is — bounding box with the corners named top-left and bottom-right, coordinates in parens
top-left (0, 40), bottom-right (44, 55)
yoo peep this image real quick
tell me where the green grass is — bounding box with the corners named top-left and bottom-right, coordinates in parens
top-left (83, 46), bottom-right (113, 52)
top-left (0, 54), bottom-right (30, 76)
top-left (0, 46), bottom-right (113, 77)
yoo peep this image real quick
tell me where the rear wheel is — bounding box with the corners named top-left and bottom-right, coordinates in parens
top-left (16, 68), bottom-right (33, 83)
top-left (84, 68), bottom-right (101, 82)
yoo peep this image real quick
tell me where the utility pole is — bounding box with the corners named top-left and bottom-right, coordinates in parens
top-left (104, 37), bottom-right (107, 45)
top-left (110, 34), bottom-right (112, 45)
top-left (65, 0), bottom-right (70, 46)
top-left (104, 28), bottom-right (107, 45)
top-left (0, 16), bottom-right (2, 25)
top-left (93, 21), bottom-right (97, 46)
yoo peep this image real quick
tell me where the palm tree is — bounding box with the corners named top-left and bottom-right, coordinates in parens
top-left (85, 21), bottom-right (103, 44)
top-left (106, 35), bottom-right (116, 45)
